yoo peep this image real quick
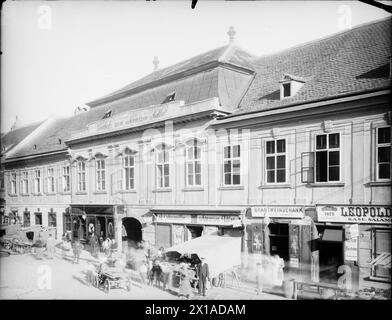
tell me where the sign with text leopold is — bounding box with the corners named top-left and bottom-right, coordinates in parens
top-left (316, 205), bottom-right (392, 224)
top-left (251, 206), bottom-right (305, 219)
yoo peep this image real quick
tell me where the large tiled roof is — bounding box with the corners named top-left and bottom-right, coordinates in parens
top-left (87, 44), bottom-right (255, 107)
top-left (5, 45), bottom-right (255, 160)
top-left (5, 18), bottom-right (391, 161)
top-left (1, 121), bottom-right (43, 156)
top-left (237, 17), bottom-right (391, 114)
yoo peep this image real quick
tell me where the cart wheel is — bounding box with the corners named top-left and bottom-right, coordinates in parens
top-left (104, 279), bottom-right (110, 294)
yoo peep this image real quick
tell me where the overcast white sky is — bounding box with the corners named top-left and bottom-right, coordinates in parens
top-left (1, 1), bottom-right (391, 133)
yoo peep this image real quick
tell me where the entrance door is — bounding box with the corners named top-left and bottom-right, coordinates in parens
top-left (96, 216), bottom-right (106, 239)
top-left (317, 226), bottom-right (344, 284)
top-left (186, 226), bottom-right (203, 239)
top-left (269, 223), bottom-right (289, 261)
top-left (123, 217), bottom-right (142, 248)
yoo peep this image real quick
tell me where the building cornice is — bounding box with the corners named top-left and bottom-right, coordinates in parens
top-left (213, 88), bottom-right (391, 128)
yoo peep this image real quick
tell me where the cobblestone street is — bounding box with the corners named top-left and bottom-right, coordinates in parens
top-left (0, 251), bottom-right (286, 300)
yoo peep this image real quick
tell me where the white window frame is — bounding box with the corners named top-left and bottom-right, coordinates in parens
top-left (33, 169), bottom-right (42, 194)
top-left (77, 161), bottom-right (86, 192)
top-left (314, 132), bottom-right (341, 183)
top-left (156, 145), bottom-right (170, 188)
top-left (96, 158), bottom-right (106, 191)
top-left (223, 144), bottom-right (241, 186)
top-left (22, 171), bottom-right (29, 194)
top-left (10, 172), bottom-right (17, 195)
top-left (185, 141), bottom-right (202, 187)
top-left (122, 154), bottom-right (135, 190)
top-left (376, 126), bottom-right (391, 181)
top-left (62, 166), bottom-right (70, 192)
top-left (47, 168), bottom-right (55, 193)
top-left (264, 138), bottom-right (287, 184)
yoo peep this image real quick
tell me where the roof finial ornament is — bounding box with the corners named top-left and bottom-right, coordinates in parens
top-left (153, 56), bottom-right (160, 71)
top-left (227, 26), bottom-right (236, 43)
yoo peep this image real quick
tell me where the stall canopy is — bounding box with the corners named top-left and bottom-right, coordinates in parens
top-left (166, 235), bottom-right (241, 278)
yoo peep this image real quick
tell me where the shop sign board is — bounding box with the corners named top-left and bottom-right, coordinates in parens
top-left (251, 206), bottom-right (305, 219)
top-left (155, 214), bottom-right (192, 224)
top-left (344, 238), bottom-right (358, 261)
top-left (197, 215), bottom-right (240, 226)
top-left (316, 205), bottom-right (392, 224)
top-left (154, 213), bottom-right (241, 226)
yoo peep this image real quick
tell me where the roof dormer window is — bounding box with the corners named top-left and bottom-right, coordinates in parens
top-left (279, 74), bottom-right (306, 100)
top-left (282, 83), bottom-right (291, 98)
top-left (103, 110), bottom-right (112, 119)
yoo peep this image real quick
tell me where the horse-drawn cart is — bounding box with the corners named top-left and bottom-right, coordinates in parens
top-left (94, 269), bottom-right (132, 294)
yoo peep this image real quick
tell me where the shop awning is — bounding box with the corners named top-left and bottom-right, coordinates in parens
top-left (370, 253), bottom-right (391, 268)
top-left (165, 235), bottom-right (242, 278)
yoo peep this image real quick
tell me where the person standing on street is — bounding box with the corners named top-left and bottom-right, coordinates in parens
top-left (197, 257), bottom-right (210, 296)
top-left (73, 239), bottom-right (83, 264)
top-left (46, 234), bottom-right (55, 259)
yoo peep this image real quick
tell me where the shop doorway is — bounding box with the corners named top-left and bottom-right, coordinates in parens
top-left (123, 217), bottom-right (142, 248)
top-left (317, 226), bottom-right (344, 284)
top-left (96, 216), bottom-right (106, 239)
top-left (268, 223), bottom-right (289, 261)
top-left (187, 226), bottom-right (203, 239)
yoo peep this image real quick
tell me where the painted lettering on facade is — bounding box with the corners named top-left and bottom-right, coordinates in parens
top-left (251, 206), bottom-right (305, 219)
top-left (317, 205), bottom-right (392, 224)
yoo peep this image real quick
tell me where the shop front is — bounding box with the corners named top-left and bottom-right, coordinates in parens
top-left (64, 205), bottom-right (115, 243)
top-left (246, 205), bottom-right (318, 281)
top-left (316, 204), bottom-right (391, 289)
top-left (150, 207), bottom-right (245, 250)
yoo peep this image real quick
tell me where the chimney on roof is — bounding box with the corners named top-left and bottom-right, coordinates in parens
top-left (227, 26), bottom-right (236, 43)
top-left (153, 56), bottom-right (160, 71)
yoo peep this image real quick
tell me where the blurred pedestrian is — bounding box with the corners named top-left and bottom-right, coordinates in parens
top-left (45, 234), bottom-right (55, 259)
top-left (72, 239), bottom-right (83, 264)
top-left (256, 261), bottom-right (263, 295)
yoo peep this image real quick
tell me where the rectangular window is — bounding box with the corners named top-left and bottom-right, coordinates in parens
top-left (48, 213), bottom-right (57, 227)
top-left (265, 139), bottom-right (286, 183)
top-left (223, 145), bottom-right (241, 185)
top-left (35, 212), bottom-right (42, 225)
top-left (0, 171), bottom-right (4, 190)
top-left (47, 168), bottom-right (55, 193)
top-left (62, 166), bottom-right (70, 192)
top-left (96, 159), bottom-right (106, 191)
top-left (11, 172), bottom-right (17, 194)
top-left (376, 127), bottom-right (391, 180)
top-left (123, 155), bottom-right (135, 190)
top-left (77, 161), bottom-right (86, 192)
top-left (157, 146), bottom-right (170, 188)
top-left (315, 133), bottom-right (340, 182)
top-left (22, 171), bottom-right (29, 194)
top-left (64, 214), bottom-right (72, 233)
top-left (186, 142), bottom-right (202, 186)
top-left (371, 229), bottom-right (391, 280)
top-left (23, 211), bottom-right (30, 227)
top-left (33, 169), bottom-right (41, 194)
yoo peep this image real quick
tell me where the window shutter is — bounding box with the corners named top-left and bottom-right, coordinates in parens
top-left (19, 172), bottom-right (23, 193)
top-left (30, 171), bottom-right (34, 194)
top-left (301, 152), bottom-right (315, 183)
top-left (43, 169), bottom-right (47, 194)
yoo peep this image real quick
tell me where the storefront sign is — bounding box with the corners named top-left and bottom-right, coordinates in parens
top-left (251, 206), bottom-right (305, 219)
top-left (197, 215), bottom-right (240, 226)
top-left (290, 258), bottom-right (300, 268)
top-left (154, 214), bottom-right (192, 224)
top-left (344, 238), bottom-right (358, 261)
top-left (317, 205), bottom-right (392, 224)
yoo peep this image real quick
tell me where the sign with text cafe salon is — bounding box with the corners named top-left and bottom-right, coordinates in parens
top-left (316, 205), bottom-right (392, 224)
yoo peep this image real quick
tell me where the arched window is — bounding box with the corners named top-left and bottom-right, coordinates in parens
top-left (77, 161), bottom-right (86, 192)
top-left (156, 144), bottom-right (170, 188)
top-left (123, 154), bottom-right (135, 190)
top-left (186, 140), bottom-right (202, 186)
